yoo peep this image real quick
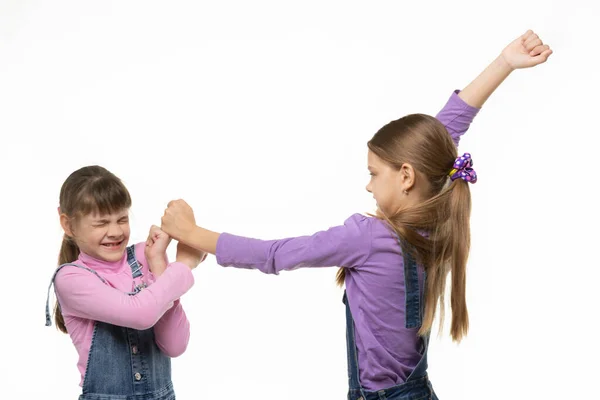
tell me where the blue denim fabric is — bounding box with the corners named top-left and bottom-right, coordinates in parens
top-left (45, 246), bottom-right (175, 400)
top-left (344, 247), bottom-right (438, 400)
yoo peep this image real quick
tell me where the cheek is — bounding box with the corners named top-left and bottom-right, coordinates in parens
top-left (77, 228), bottom-right (102, 244)
top-left (376, 178), bottom-right (393, 201)
top-left (94, 228), bottom-right (108, 241)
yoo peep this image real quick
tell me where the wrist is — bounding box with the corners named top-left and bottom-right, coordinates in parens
top-left (147, 256), bottom-right (168, 276)
top-left (175, 255), bottom-right (195, 269)
top-left (180, 225), bottom-right (219, 255)
top-left (148, 251), bottom-right (168, 263)
top-left (181, 225), bottom-right (200, 248)
top-left (496, 54), bottom-right (515, 74)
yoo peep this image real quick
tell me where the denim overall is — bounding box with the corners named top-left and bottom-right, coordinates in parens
top-left (344, 248), bottom-right (438, 400)
top-left (45, 246), bottom-right (176, 400)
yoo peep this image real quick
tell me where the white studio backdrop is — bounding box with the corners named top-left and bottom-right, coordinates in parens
top-left (1, 0), bottom-right (598, 399)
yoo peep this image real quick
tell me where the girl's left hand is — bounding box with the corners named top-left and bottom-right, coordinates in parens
top-left (161, 199), bottom-right (197, 243)
top-left (501, 29), bottom-right (553, 70)
top-left (144, 225), bottom-right (172, 266)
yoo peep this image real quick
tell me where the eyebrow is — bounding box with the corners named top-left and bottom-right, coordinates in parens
top-left (93, 215), bottom-right (128, 223)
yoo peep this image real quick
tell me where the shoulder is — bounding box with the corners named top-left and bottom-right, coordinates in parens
top-left (54, 263), bottom-right (106, 294)
top-left (339, 214), bottom-right (376, 256)
top-left (347, 214), bottom-right (403, 256)
top-left (343, 213), bottom-right (395, 238)
top-left (342, 213), bottom-right (374, 232)
top-left (324, 214), bottom-right (376, 248)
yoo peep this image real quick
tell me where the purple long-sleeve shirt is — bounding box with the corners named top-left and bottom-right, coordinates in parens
top-left (215, 91), bottom-right (480, 391)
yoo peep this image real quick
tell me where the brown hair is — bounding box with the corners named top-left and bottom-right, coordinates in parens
top-left (54, 165), bottom-right (132, 333)
top-left (337, 114), bottom-right (471, 342)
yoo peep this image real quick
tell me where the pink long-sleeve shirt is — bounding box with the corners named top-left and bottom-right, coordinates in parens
top-left (53, 242), bottom-right (194, 386)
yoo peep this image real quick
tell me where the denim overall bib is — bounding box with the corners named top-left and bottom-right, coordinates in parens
top-left (344, 248), bottom-right (438, 400)
top-left (45, 246), bottom-right (176, 400)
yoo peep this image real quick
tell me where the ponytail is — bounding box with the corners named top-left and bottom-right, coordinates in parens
top-left (392, 179), bottom-right (471, 342)
top-left (438, 179), bottom-right (471, 341)
top-left (335, 268), bottom-right (345, 287)
top-left (54, 234), bottom-right (80, 334)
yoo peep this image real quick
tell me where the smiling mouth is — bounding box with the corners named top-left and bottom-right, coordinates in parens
top-left (101, 240), bottom-right (124, 249)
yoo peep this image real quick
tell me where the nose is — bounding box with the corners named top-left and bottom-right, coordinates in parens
top-left (365, 182), bottom-right (372, 193)
top-left (107, 222), bottom-right (124, 238)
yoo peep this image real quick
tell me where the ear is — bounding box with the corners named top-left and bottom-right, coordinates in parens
top-left (60, 213), bottom-right (74, 237)
top-left (398, 163), bottom-right (416, 191)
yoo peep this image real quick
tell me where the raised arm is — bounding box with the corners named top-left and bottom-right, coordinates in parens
top-left (436, 30), bottom-right (552, 147)
top-left (458, 29), bottom-right (552, 108)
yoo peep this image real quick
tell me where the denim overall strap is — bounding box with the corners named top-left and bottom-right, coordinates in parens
top-left (403, 248), bottom-right (421, 329)
top-left (127, 245), bottom-right (143, 278)
top-left (401, 247), bottom-right (429, 381)
top-left (127, 244), bottom-right (149, 295)
top-left (45, 263), bottom-right (107, 327)
top-left (343, 291), bottom-right (367, 400)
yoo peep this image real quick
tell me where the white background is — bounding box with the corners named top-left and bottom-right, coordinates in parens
top-left (1, 0), bottom-right (599, 398)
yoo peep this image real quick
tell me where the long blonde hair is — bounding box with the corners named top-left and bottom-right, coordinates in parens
top-left (54, 166), bottom-right (132, 333)
top-left (337, 114), bottom-right (471, 342)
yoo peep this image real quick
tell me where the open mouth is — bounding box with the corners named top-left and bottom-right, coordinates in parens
top-left (101, 240), bottom-right (124, 250)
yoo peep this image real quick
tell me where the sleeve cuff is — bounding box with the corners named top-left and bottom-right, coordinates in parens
top-left (451, 89), bottom-right (482, 114)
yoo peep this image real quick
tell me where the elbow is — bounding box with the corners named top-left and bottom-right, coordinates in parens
top-left (262, 257), bottom-right (282, 275)
top-left (158, 335), bottom-right (190, 358)
top-left (164, 342), bottom-right (189, 358)
top-left (130, 313), bottom-right (160, 331)
top-left (263, 265), bottom-right (280, 275)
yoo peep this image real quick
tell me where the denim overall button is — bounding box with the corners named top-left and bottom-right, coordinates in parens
top-left (134, 372), bottom-right (142, 381)
top-left (132, 346), bottom-right (138, 354)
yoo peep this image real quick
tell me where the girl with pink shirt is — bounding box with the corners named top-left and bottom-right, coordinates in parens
top-left (44, 165), bottom-right (205, 400)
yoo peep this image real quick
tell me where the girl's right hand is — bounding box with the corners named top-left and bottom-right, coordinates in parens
top-left (145, 225), bottom-right (172, 260)
top-left (176, 241), bottom-right (207, 270)
top-left (501, 30), bottom-right (552, 70)
top-left (145, 225), bottom-right (171, 277)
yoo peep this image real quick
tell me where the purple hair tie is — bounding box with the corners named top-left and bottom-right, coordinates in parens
top-left (449, 153), bottom-right (477, 183)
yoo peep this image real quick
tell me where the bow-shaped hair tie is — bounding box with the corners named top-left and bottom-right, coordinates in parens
top-left (449, 153), bottom-right (477, 183)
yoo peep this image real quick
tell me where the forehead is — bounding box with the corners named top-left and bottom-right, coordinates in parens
top-left (367, 149), bottom-right (385, 167)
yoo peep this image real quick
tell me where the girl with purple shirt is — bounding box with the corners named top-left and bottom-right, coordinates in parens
top-left (162, 30), bottom-right (551, 399)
